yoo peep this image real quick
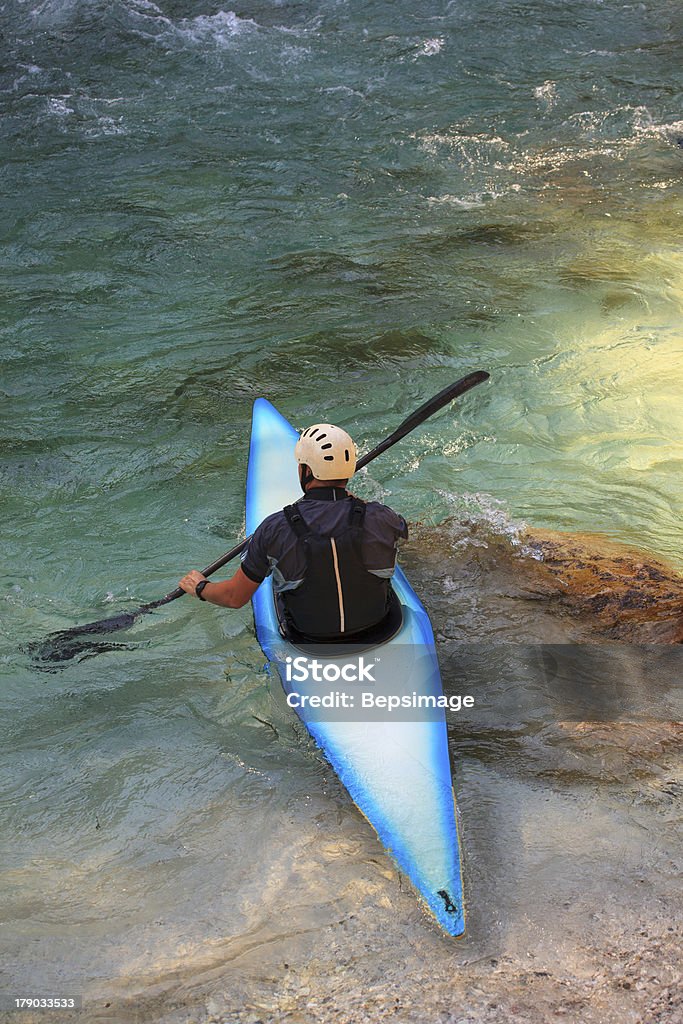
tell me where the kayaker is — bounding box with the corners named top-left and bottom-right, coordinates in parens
top-left (178, 423), bottom-right (408, 641)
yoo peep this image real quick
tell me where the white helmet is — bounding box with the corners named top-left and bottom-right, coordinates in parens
top-left (295, 423), bottom-right (357, 480)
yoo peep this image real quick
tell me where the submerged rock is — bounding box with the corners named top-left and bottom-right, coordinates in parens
top-left (521, 529), bottom-right (683, 643)
top-left (405, 520), bottom-right (683, 644)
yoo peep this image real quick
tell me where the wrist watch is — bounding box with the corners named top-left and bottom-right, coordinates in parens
top-left (196, 579), bottom-right (211, 601)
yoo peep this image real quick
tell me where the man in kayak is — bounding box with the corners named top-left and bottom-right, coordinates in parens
top-left (179, 423), bottom-right (408, 642)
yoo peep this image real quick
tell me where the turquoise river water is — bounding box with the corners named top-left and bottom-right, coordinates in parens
top-left (1, 2), bottom-right (682, 1022)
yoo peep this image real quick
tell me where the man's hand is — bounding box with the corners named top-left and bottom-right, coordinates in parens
top-left (177, 567), bottom-right (259, 608)
top-left (178, 570), bottom-right (207, 597)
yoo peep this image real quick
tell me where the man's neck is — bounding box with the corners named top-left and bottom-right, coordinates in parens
top-left (303, 483), bottom-right (349, 501)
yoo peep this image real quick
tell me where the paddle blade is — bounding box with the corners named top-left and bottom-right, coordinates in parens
top-left (28, 608), bottom-right (148, 666)
top-left (394, 370), bottom-right (490, 437)
top-left (26, 587), bottom-right (186, 666)
top-left (357, 370), bottom-right (489, 470)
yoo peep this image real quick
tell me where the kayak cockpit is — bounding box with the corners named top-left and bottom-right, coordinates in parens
top-left (274, 586), bottom-right (404, 656)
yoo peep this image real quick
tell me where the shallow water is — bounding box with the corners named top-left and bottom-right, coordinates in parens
top-left (2, 1), bottom-right (683, 1020)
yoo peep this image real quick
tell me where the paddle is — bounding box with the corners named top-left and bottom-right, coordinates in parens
top-left (30, 370), bottom-right (489, 666)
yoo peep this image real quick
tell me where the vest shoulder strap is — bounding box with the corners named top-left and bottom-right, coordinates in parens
top-left (348, 498), bottom-right (366, 527)
top-left (283, 503), bottom-right (311, 539)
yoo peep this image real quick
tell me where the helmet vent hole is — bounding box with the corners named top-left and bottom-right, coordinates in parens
top-left (316, 432), bottom-right (327, 441)
top-left (323, 455), bottom-right (335, 461)
top-left (320, 443), bottom-right (332, 450)
top-left (345, 450), bottom-right (350, 461)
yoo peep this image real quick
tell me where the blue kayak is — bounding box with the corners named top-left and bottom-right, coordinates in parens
top-left (245, 398), bottom-right (465, 937)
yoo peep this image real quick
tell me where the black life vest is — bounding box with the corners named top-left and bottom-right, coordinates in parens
top-left (280, 498), bottom-right (391, 640)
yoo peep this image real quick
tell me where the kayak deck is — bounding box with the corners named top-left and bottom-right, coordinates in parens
top-left (245, 398), bottom-right (465, 936)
